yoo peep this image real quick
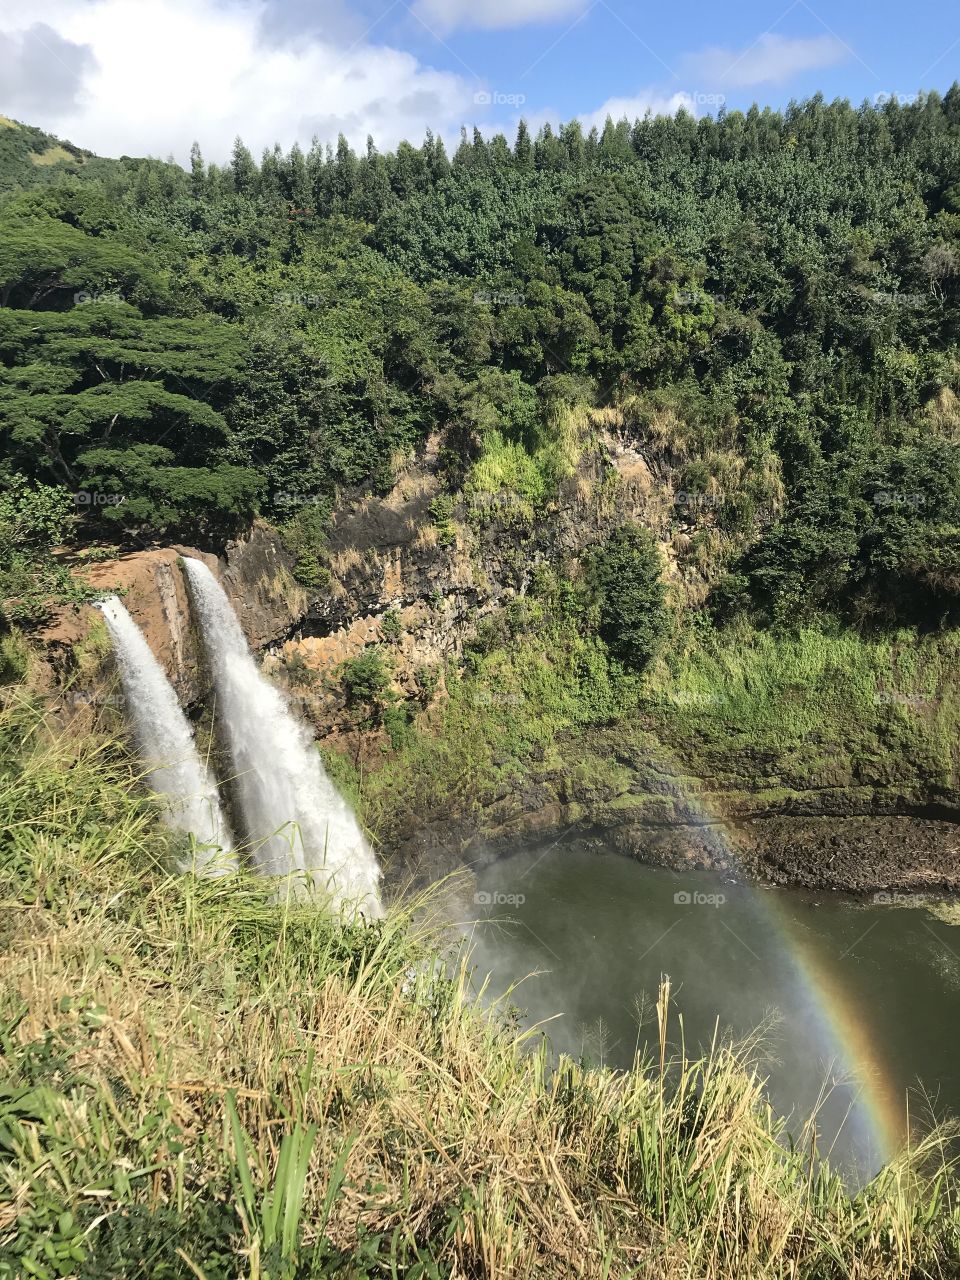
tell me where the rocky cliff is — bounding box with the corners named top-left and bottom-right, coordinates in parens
top-left (25, 424), bottom-right (960, 894)
top-left (33, 525), bottom-right (306, 721)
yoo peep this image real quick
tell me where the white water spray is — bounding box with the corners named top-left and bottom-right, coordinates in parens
top-left (96, 595), bottom-right (235, 876)
top-left (181, 558), bottom-right (382, 917)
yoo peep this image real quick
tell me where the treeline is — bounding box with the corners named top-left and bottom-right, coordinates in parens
top-left (1, 91), bottom-right (960, 633)
top-left (156, 90), bottom-right (960, 219)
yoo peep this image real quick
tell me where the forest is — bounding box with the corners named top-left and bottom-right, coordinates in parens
top-left (2, 91), bottom-right (960, 644)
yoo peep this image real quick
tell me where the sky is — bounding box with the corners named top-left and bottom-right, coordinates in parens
top-left (0, 0), bottom-right (957, 165)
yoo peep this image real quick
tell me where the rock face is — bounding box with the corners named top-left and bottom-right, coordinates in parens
top-left (35, 525), bottom-right (305, 720)
top-left (27, 427), bottom-right (960, 894)
top-left (262, 428), bottom-right (687, 749)
top-left (35, 425), bottom-right (704, 736)
top-left (384, 721), bottom-right (960, 895)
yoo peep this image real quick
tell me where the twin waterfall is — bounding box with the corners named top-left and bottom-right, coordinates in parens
top-left (98, 560), bottom-right (382, 918)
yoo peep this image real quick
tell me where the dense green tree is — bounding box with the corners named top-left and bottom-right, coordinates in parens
top-left (587, 524), bottom-right (670, 670)
top-left (1, 91), bottom-right (960, 633)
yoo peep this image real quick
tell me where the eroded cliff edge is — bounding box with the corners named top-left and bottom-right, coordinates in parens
top-left (26, 427), bottom-right (960, 895)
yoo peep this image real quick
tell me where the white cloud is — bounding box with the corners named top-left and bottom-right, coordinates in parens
top-left (680, 33), bottom-right (849, 89)
top-left (0, 4), bottom-right (858, 166)
top-left (0, 0), bottom-right (477, 163)
top-left (411, 0), bottom-right (588, 34)
top-left (578, 90), bottom-right (699, 131)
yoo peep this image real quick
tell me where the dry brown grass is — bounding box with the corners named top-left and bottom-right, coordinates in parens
top-left (926, 386), bottom-right (960, 439)
top-left (412, 520), bottom-right (440, 550)
top-left (329, 545), bottom-right (365, 577)
top-left (3, 701), bottom-right (960, 1278)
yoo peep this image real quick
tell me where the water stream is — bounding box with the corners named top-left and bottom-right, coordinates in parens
top-left (96, 595), bottom-right (235, 875)
top-left (182, 558), bottom-right (382, 916)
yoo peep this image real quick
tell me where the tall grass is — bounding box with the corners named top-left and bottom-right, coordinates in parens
top-left (642, 621), bottom-right (960, 791)
top-left (465, 403), bottom-right (589, 520)
top-left (2, 698), bottom-right (960, 1277)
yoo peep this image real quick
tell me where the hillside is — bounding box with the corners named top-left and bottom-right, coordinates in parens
top-left (4, 87), bottom-right (960, 1278)
top-left (0, 115), bottom-right (113, 193)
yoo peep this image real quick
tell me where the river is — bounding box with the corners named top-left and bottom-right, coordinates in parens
top-left (463, 840), bottom-right (960, 1178)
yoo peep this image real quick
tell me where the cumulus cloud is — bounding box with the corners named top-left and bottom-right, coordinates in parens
top-left (0, 22), bottom-right (95, 116)
top-left (0, 0), bottom-right (476, 163)
top-left (680, 32), bottom-right (849, 89)
top-left (254, 0), bottom-right (367, 48)
top-left (411, 0), bottom-right (589, 33)
top-left (578, 90), bottom-right (701, 131)
top-left (0, 3), bottom-right (859, 166)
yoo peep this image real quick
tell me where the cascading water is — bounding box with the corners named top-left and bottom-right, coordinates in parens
top-left (96, 595), bottom-right (235, 876)
top-left (181, 558), bottom-right (383, 917)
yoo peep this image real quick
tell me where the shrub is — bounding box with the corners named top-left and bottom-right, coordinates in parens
top-left (0, 629), bottom-right (30, 684)
top-left (587, 523), bottom-right (669, 671)
top-left (379, 608), bottom-right (403, 643)
top-left (427, 494), bottom-right (456, 546)
top-left (280, 505), bottom-right (330, 589)
top-left (339, 647), bottom-right (393, 730)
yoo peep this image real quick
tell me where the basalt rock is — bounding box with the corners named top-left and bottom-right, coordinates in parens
top-left (34, 525), bottom-right (304, 721)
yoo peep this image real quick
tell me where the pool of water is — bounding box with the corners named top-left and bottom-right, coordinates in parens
top-left (462, 841), bottom-right (960, 1178)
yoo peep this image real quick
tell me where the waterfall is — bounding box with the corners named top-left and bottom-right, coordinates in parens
top-left (181, 558), bottom-right (382, 917)
top-left (96, 595), bottom-right (235, 876)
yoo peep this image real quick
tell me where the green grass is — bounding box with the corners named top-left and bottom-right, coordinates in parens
top-left (351, 611), bottom-right (631, 845)
top-left (348, 609), bottom-right (960, 848)
top-left (464, 404), bottom-right (590, 523)
top-left (3, 696), bottom-right (960, 1277)
top-left (640, 621), bottom-right (960, 792)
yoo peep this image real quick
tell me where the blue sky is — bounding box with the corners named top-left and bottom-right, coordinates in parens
top-left (0, 0), bottom-right (957, 163)
top-left (361, 0), bottom-right (959, 126)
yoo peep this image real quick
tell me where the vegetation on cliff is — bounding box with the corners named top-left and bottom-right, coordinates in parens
top-left (2, 699), bottom-right (960, 1278)
top-left (2, 99), bottom-right (960, 827)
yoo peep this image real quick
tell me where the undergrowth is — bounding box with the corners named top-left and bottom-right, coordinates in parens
top-left (352, 597), bottom-right (960, 845)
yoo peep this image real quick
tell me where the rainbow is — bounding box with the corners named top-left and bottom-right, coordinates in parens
top-left (762, 891), bottom-right (905, 1165)
top-left (663, 764), bottom-right (905, 1168)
